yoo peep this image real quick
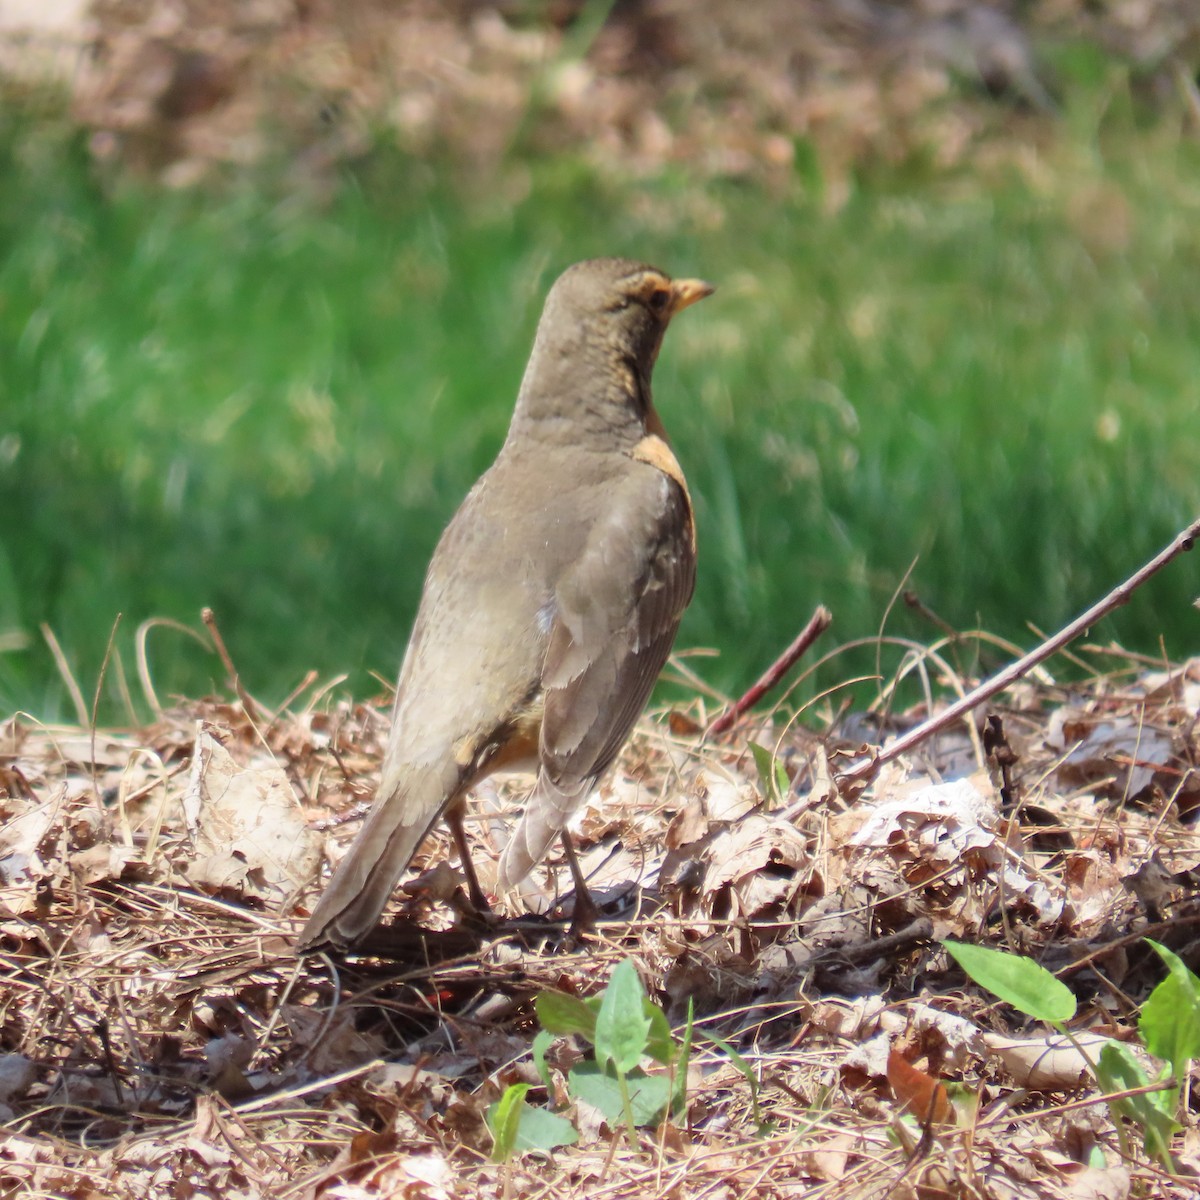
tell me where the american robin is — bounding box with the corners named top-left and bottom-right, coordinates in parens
top-left (297, 257), bottom-right (712, 952)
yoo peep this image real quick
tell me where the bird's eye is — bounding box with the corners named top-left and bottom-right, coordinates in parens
top-left (648, 288), bottom-right (671, 312)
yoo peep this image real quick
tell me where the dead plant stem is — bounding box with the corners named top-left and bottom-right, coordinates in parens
top-left (837, 515), bottom-right (1200, 788)
top-left (707, 606), bottom-right (832, 736)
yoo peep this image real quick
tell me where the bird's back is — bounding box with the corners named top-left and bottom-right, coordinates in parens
top-left (382, 439), bottom-right (643, 781)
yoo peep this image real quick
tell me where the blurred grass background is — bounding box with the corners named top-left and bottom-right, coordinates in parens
top-left (2, 55), bottom-right (1199, 723)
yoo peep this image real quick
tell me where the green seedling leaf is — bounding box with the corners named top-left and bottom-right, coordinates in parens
top-left (568, 1061), bottom-right (671, 1126)
top-left (486, 1082), bottom-right (578, 1158)
top-left (1140, 973), bottom-right (1197, 1111)
top-left (644, 998), bottom-right (675, 1067)
top-left (1096, 1040), bottom-right (1178, 1170)
top-left (487, 1082), bottom-right (530, 1163)
top-left (671, 1000), bottom-right (695, 1119)
top-left (945, 1081), bottom-right (980, 1127)
top-left (536, 991), bottom-right (598, 1042)
top-left (510, 1105), bottom-right (579, 1153)
top-left (558, 0), bottom-right (618, 62)
top-left (595, 960), bottom-right (651, 1074)
top-left (749, 741), bottom-right (788, 810)
top-left (1142, 940), bottom-right (1200, 1093)
top-left (531, 1029), bottom-right (556, 1095)
top-left (943, 941), bottom-right (1076, 1023)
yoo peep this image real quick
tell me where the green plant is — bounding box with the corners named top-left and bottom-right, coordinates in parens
top-left (485, 1081), bottom-right (578, 1161)
top-left (490, 957), bottom-right (769, 1158)
top-left (748, 741), bottom-right (789, 811)
top-left (944, 938), bottom-right (1191, 1170)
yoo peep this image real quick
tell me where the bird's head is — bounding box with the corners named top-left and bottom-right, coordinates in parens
top-left (513, 257), bottom-right (714, 444)
top-left (547, 257), bottom-right (714, 366)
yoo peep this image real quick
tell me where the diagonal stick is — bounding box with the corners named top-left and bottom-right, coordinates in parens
top-left (706, 605), bottom-right (833, 737)
top-left (828, 515), bottom-right (1200, 794)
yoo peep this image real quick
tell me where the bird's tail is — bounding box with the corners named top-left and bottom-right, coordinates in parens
top-left (297, 762), bottom-right (456, 952)
top-left (496, 770), bottom-right (593, 889)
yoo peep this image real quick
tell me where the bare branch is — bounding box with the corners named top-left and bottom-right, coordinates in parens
top-left (837, 514), bottom-right (1200, 788)
top-left (707, 605), bottom-right (832, 737)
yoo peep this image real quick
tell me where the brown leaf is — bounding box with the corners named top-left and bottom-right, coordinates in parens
top-left (887, 1048), bottom-right (953, 1126)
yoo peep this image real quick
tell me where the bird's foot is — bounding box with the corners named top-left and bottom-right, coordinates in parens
top-left (559, 887), bottom-right (601, 949)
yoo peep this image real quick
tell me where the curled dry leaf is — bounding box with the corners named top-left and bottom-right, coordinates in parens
top-left (0, 795), bottom-right (58, 878)
top-left (844, 1029), bottom-right (893, 1076)
top-left (690, 765), bottom-right (759, 824)
top-left (850, 777), bottom-right (1063, 923)
top-left (69, 842), bottom-right (143, 884)
top-left (363, 1152), bottom-right (455, 1200)
top-left (795, 1131), bottom-right (857, 1183)
top-left (665, 792), bottom-right (709, 849)
top-left (838, 1002), bottom-right (987, 1084)
top-left (981, 1031), bottom-right (1113, 1091)
top-left (1059, 1164), bottom-right (1131, 1200)
top-left (1047, 708), bottom-right (1176, 797)
top-left (807, 995), bottom-right (890, 1041)
top-left (182, 724), bottom-right (321, 905)
top-left (906, 1002), bottom-right (987, 1071)
top-left (701, 813), bottom-right (811, 918)
top-left (288, 1008), bottom-right (387, 1076)
top-left (887, 1048), bottom-right (954, 1125)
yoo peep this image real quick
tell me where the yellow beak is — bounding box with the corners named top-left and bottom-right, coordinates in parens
top-left (670, 278), bottom-right (716, 315)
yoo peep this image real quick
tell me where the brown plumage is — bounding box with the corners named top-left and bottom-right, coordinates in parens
top-left (297, 257), bottom-right (712, 952)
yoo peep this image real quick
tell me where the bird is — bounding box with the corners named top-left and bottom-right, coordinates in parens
top-left (297, 257), bottom-right (713, 952)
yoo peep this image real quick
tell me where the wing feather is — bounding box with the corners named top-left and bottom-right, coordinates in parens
top-left (497, 459), bottom-right (695, 886)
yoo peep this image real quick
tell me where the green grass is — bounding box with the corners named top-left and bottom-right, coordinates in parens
top-left (2, 80), bottom-right (1199, 723)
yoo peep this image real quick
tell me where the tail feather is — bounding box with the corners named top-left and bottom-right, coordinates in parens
top-left (297, 765), bottom-right (454, 951)
top-left (497, 771), bottom-right (593, 889)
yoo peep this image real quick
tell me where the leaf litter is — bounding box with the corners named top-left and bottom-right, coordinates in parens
top-left (1, 638), bottom-right (1200, 1198)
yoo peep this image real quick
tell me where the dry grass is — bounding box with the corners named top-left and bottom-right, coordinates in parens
top-left (2, 638), bottom-right (1200, 1197)
top-left (35, 0), bottom-right (1200, 191)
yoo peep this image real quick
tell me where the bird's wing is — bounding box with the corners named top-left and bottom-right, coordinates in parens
top-left (497, 443), bottom-right (695, 885)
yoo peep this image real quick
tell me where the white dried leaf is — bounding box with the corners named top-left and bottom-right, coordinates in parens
top-left (851, 778), bottom-right (997, 859)
top-left (691, 766), bottom-right (757, 824)
top-left (982, 1031), bottom-right (1113, 1091)
top-left (705, 814), bottom-right (807, 890)
top-left (183, 725), bottom-right (321, 905)
top-left (843, 1029), bottom-right (892, 1076)
top-left (852, 778), bottom-right (1064, 921)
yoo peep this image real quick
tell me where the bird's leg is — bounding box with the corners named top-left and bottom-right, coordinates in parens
top-left (445, 798), bottom-right (492, 915)
top-left (561, 831), bottom-right (601, 936)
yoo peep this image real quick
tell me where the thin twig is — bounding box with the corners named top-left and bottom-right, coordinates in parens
top-left (89, 612), bottom-right (122, 801)
top-left (94, 1018), bottom-right (125, 1107)
top-left (110, 646), bottom-right (139, 726)
top-left (231, 1057), bottom-right (385, 1114)
top-left (135, 615), bottom-right (211, 716)
top-left (707, 606), bottom-right (833, 737)
top-left (978, 1077), bottom-right (1175, 1128)
top-left (40, 624), bottom-right (88, 727)
top-left (1174, 58), bottom-right (1200, 131)
top-left (837, 515), bottom-right (1200, 789)
top-left (902, 591), bottom-right (958, 639)
top-left (268, 669), bottom-right (319, 725)
top-left (202, 607), bottom-right (263, 723)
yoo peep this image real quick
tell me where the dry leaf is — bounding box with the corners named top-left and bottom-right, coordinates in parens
top-left (887, 1048), bottom-right (954, 1125)
top-left (851, 778), bottom-right (1063, 921)
top-left (1059, 1164), bottom-right (1131, 1200)
top-left (182, 724), bottom-right (321, 904)
top-left (981, 1031), bottom-right (1112, 1091)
